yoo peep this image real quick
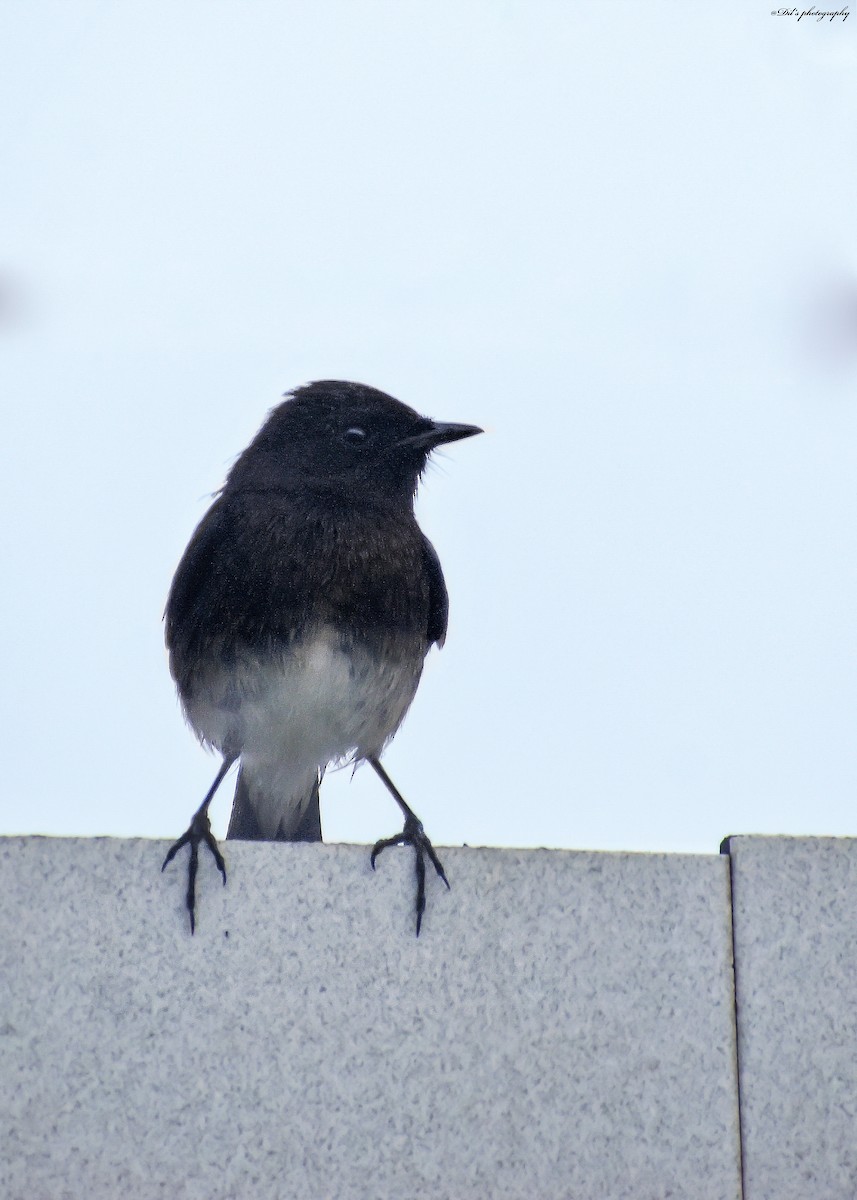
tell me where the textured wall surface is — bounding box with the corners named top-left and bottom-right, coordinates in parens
top-left (1, 837), bottom-right (741, 1200)
top-left (727, 836), bottom-right (857, 1200)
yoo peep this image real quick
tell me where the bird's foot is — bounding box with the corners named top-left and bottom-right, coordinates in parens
top-left (162, 806), bottom-right (226, 934)
top-left (371, 813), bottom-right (450, 936)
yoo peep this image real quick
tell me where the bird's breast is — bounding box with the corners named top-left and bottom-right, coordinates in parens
top-left (182, 625), bottom-right (425, 768)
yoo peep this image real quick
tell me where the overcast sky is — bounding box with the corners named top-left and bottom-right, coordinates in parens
top-left (2, 1), bottom-right (857, 856)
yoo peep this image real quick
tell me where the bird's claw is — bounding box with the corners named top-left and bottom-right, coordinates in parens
top-left (371, 813), bottom-right (449, 936)
top-left (162, 806), bottom-right (226, 934)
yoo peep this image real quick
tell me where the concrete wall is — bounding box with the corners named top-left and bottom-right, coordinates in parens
top-left (725, 836), bottom-right (857, 1200)
top-left (1, 835), bottom-right (854, 1198)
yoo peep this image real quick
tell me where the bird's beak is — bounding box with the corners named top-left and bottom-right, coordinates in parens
top-left (398, 421), bottom-right (484, 451)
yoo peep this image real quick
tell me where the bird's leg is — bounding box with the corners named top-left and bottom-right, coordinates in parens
top-left (162, 757), bottom-right (234, 933)
top-left (368, 756), bottom-right (449, 936)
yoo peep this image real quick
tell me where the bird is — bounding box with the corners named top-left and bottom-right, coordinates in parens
top-left (162, 379), bottom-right (482, 935)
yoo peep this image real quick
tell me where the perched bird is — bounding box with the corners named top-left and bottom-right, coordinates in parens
top-left (162, 379), bottom-right (481, 934)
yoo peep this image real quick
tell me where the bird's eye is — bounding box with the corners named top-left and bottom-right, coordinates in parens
top-left (343, 427), bottom-right (367, 446)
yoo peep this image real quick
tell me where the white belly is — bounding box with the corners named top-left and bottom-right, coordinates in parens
top-left (183, 626), bottom-right (423, 778)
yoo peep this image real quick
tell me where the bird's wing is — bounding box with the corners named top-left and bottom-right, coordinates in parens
top-left (421, 533), bottom-right (449, 649)
top-left (164, 499), bottom-right (226, 647)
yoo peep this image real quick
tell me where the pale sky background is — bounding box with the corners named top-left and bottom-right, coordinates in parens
top-left (2, 1), bottom-right (857, 855)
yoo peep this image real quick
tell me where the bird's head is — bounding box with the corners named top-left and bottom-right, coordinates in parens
top-left (226, 380), bottom-right (482, 503)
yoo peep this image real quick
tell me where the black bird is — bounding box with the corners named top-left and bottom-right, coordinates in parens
top-left (162, 380), bottom-right (482, 934)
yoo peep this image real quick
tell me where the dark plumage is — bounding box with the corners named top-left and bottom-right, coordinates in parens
top-left (162, 379), bottom-right (481, 933)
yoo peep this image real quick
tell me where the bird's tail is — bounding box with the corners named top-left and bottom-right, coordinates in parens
top-left (226, 766), bottom-right (323, 842)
